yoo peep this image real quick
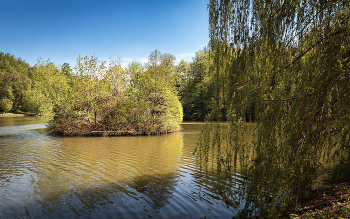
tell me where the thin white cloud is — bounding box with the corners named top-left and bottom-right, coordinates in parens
top-left (121, 63), bottom-right (129, 69)
top-left (119, 58), bottom-right (148, 68)
top-left (140, 58), bottom-right (148, 63)
top-left (177, 53), bottom-right (193, 58)
top-left (121, 58), bottom-right (132, 69)
top-left (174, 59), bottom-right (182, 66)
top-left (122, 58), bottom-right (132, 62)
top-left (176, 53), bottom-right (194, 63)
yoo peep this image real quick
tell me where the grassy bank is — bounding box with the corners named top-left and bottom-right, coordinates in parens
top-left (252, 180), bottom-right (350, 218)
top-left (0, 112), bottom-right (36, 117)
top-left (288, 180), bottom-right (350, 219)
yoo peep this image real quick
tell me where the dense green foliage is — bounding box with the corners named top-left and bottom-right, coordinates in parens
top-left (180, 49), bottom-right (216, 120)
top-left (0, 50), bottom-right (213, 122)
top-left (25, 59), bottom-right (70, 118)
top-left (0, 53), bottom-right (69, 117)
top-left (194, 0), bottom-right (350, 217)
top-left (122, 51), bottom-right (183, 133)
top-left (0, 52), bottom-right (31, 112)
top-left (0, 50), bottom-right (184, 135)
top-left (47, 50), bottom-right (183, 136)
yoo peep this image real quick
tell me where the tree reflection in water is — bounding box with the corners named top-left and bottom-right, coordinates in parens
top-left (0, 119), bottom-right (238, 218)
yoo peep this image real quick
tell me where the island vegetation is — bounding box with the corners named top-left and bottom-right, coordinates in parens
top-left (0, 48), bottom-right (220, 123)
top-left (0, 50), bottom-right (186, 136)
top-left (0, 44), bottom-right (221, 133)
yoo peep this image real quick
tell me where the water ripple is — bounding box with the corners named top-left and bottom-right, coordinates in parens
top-left (0, 119), bottom-right (242, 218)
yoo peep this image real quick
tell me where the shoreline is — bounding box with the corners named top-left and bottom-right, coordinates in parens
top-left (291, 180), bottom-right (350, 218)
top-left (253, 180), bottom-right (350, 218)
top-left (48, 129), bottom-right (181, 137)
top-left (0, 113), bottom-right (36, 117)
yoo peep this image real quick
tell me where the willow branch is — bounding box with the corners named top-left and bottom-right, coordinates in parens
top-left (285, 0), bottom-right (342, 49)
top-left (227, 88), bottom-right (328, 107)
top-left (284, 28), bottom-right (346, 70)
top-left (206, 75), bottom-right (271, 120)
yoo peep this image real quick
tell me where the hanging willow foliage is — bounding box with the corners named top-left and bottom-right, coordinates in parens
top-left (195, 0), bottom-right (350, 217)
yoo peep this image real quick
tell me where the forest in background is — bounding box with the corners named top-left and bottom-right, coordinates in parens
top-left (0, 48), bottom-right (220, 122)
top-left (0, 48), bottom-right (219, 135)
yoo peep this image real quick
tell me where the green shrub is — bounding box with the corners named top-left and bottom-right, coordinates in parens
top-left (0, 98), bottom-right (13, 112)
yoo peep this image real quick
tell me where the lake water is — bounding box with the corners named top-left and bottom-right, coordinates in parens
top-left (0, 117), bottom-right (239, 219)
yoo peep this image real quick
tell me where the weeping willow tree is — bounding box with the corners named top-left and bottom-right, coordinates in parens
top-left (195, 0), bottom-right (350, 217)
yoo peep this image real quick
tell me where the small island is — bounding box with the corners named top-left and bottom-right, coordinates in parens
top-left (0, 50), bottom-right (183, 136)
top-left (49, 51), bottom-right (183, 136)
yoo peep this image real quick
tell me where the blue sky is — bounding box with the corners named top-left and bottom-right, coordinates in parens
top-left (0, 0), bottom-right (209, 68)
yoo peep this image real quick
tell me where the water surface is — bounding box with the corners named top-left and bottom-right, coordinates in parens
top-left (0, 117), bottom-right (239, 218)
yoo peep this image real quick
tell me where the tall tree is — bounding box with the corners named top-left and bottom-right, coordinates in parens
top-left (0, 52), bottom-right (31, 112)
top-left (196, 0), bottom-right (350, 217)
top-left (49, 55), bottom-right (127, 134)
top-left (24, 59), bottom-right (69, 118)
top-left (180, 49), bottom-right (215, 120)
top-left (120, 50), bottom-right (183, 133)
top-left (61, 63), bottom-right (72, 75)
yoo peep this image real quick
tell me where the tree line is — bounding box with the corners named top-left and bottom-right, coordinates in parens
top-left (0, 48), bottom-right (223, 135)
top-left (0, 47), bottom-right (224, 123)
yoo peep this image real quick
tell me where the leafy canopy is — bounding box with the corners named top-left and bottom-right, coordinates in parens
top-left (196, 0), bottom-right (350, 217)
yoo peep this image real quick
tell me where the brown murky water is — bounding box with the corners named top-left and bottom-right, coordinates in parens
top-left (0, 117), bottom-right (239, 219)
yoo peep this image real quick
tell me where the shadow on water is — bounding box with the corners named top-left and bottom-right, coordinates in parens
top-left (0, 118), bottom-right (182, 218)
top-left (129, 173), bottom-right (178, 210)
top-left (22, 172), bottom-right (179, 218)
